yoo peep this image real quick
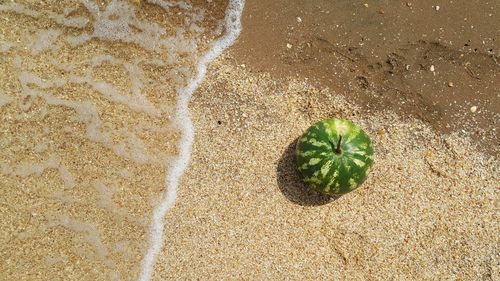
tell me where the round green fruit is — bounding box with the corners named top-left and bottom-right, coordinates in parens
top-left (295, 118), bottom-right (374, 195)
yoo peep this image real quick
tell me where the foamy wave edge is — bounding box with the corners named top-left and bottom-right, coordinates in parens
top-left (138, 1), bottom-right (245, 280)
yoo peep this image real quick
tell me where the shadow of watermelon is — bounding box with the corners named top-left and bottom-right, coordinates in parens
top-left (276, 138), bottom-right (340, 206)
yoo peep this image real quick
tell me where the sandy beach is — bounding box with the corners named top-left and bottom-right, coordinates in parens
top-left (0, 0), bottom-right (499, 280)
top-left (156, 60), bottom-right (498, 280)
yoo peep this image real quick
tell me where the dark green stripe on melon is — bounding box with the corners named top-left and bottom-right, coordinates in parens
top-left (296, 118), bottom-right (374, 195)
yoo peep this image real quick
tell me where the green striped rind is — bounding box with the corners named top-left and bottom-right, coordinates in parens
top-left (295, 118), bottom-right (374, 195)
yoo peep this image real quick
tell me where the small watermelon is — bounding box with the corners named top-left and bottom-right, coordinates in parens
top-left (296, 118), bottom-right (374, 195)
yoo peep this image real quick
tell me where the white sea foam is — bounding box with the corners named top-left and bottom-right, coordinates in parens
top-left (30, 29), bottom-right (62, 55)
top-left (74, 0), bottom-right (199, 58)
top-left (13, 155), bottom-right (76, 189)
top-left (14, 156), bottom-right (59, 177)
top-left (18, 71), bottom-right (112, 145)
top-left (33, 142), bottom-right (49, 153)
top-left (56, 214), bottom-right (116, 269)
top-left (94, 181), bottom-right (120, 211)
top-left (138, 0), bottom-right (245, 280)
top-left (0, 2), bottom-right (88, 28)
top-left (147, 0), bottom-right (192, 11)
top-left (0, 2), bottom-right (40, 17)
top-left (0, 41), bottom-right (14, 53)
top-left (2, 0), bottom-right (244, 278)
top-left (0, 92), bottom-right (13, 107)
top-left (46, 10), bottom-right (89, 28)
top-left (17, 67), bottom-right (169, 165)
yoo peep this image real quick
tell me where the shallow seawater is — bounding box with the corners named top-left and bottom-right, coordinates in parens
top-left (0, 1), bottom-right (241, 280)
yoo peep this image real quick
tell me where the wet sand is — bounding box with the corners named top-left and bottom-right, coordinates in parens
top-left (1, 0), bottom-right (499, 280)
top-left (232, 0), bottom-right (500, 155)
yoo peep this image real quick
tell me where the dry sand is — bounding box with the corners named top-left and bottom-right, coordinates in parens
top-left (155, 60), bottom-right (499, 280)
top-left (0, 1), bottom-right (499, 281)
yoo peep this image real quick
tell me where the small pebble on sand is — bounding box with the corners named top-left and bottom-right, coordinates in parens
top-left (430, 65), bottom-right (435, 72)
top-left (296, 17), bottom-right (302, 23)
top-left (447, 81), bottom-right (454, 87)
top-left (470, 106), bottom-right (478, 113)
top-left (435, 6), bottom-right (440, 11)
top-left (286, 43), bottom-right (292, 49)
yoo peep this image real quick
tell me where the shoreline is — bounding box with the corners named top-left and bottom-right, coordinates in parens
top-left (231, 0), bottom-right (499, 156)
top-left (0, 1), bottom-right (498, 280)
top-left (138, 1), bottom-right (245, 280)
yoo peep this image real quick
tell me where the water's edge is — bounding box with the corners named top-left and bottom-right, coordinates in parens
top-left (138, 1), bottom-right (245, 280)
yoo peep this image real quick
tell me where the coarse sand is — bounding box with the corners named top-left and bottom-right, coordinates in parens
top-left (0, 1), bottom-right (499, 280)
top-left (154, 60), bottom-right (498, 280)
